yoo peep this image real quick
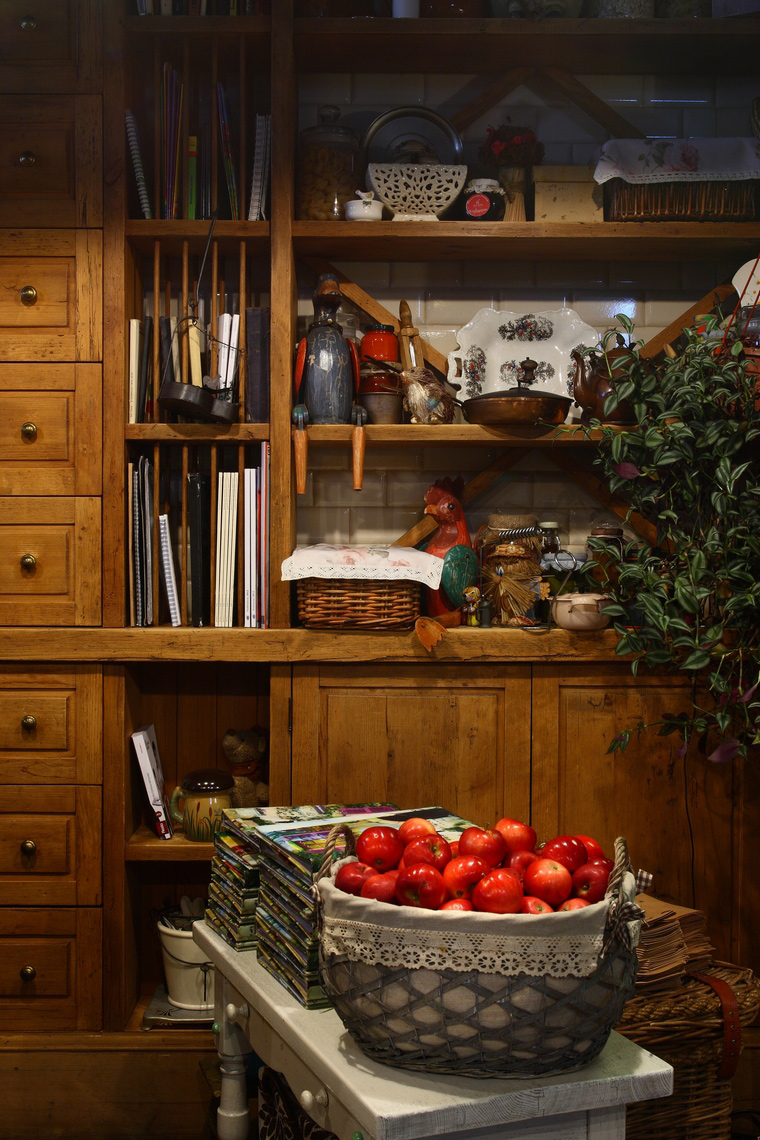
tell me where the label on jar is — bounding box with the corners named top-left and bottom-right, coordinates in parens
top-left (465, 193), bottom-right (491, 218)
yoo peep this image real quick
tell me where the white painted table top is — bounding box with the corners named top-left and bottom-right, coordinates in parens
top-left (194, 921), bottom-right (672, 1140)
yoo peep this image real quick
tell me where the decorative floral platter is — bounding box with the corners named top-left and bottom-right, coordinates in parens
top-left (447, 307), bottom-right (599, 404)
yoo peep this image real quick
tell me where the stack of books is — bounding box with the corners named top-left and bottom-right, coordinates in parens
top-left (254, 806), bottom-right (476, 1009)
top-left (634, 893), bottom-right (716, 992)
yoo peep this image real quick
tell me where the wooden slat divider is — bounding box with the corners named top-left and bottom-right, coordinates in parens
top-left (210, 444), bottom-right (218, 626)
top-left (181, 445), bottom-right (189, 627)
top-left (181, 240), bottom-right (190, 385)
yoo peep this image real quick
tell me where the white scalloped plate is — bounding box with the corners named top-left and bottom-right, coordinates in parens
top-left (447, 307), bottom-right (600, 405)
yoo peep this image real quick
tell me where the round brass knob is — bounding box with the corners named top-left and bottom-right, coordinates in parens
top-left (20, 839), bottom-right (36, 857)
top-left (20, 15), bottom-right (37, 30)
top-left (20, 966), bottom-right (36, 982)
top-left (20, 285), bottom-right (37, 306)
top-left (21, 715), bottom-right (37, 731)
top-left (21, 422), bottom-right (37, 441)
top-left (20, 554), bottom-right (36, 571)
top-left (18, 151), bottom-right (36, 167)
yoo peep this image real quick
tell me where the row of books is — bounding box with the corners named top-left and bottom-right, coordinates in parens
top-left (205, 804), bottom-right (477, 1009)
top-left (128, 447), bottom-right (270, 628)
top-left (127, 306), bottom-right (269, 424)
top-left (126, 90), bottom-right (270, 222)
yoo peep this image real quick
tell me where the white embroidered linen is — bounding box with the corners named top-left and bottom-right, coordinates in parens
top-left (594, 138), bottom-right (760, 184)
top-left (281, 544), bottom-right (443, 588)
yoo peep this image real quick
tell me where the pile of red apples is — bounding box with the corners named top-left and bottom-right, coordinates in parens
top-left (334, 817), bottom-right (613, 914)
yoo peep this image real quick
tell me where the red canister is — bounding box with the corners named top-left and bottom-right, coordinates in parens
top-left (360, 323), bottom-right (399, 362)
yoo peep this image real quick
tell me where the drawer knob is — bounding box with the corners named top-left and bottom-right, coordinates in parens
top-left (20, 16), bottom-right (37, 31)
top-left (18, 151), bottom-right (37, 167)
top-left (299, 1089), bottom-right (329, 1112)
top-left (21, 714), bottom-right (37, 731)
top-left (20, 554), bottom-right (36, 571)
top-left (20, 839), bottom-right (36, 857)
top-left (20, 285), bottom-right (37, 306)
top-left (21, 422), bottom-right (37, 441)
top-left (225, 1001), bottom-right (249, 1023)
top-left (20, 966), bottom-right (36, 982)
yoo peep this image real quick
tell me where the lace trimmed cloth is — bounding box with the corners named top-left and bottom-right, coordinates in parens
top-left (317, 857), bottom-right (642, 979)
top-left (594, 138), bottom-right (760, 184)
top-left (281, 544), bottom-right (443, 588)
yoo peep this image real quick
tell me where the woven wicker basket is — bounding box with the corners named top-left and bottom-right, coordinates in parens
top-left (296, 578), bottom-right (420, 630)
top-left (616, 963), bottom-right (760, 1140)
top-left (605, 178), bottom-right (756, 222)
top-left (315, 825), bottom-right (642, 1079)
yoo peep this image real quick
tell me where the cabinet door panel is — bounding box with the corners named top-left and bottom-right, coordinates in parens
top-left (531, 665), bottom-right (734, 958)
top-left (292, 665), bottom-right (531, 828)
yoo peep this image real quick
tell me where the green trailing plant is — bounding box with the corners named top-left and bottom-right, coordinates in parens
top-left (584, 313), bottom-right (760, 763)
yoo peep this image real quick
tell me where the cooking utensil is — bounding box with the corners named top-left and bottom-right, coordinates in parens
top-left (463, 358), bottom-right (572, 426)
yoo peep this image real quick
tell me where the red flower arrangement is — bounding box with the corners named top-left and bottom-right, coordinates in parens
top-left (479, 124), bottom-right (544, 169)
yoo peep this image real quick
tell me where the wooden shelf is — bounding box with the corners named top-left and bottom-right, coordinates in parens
top-left (125, 423), bottom-right (269, 442)
top-left (0, 625), bottom-right (626, 664)
top-left (126, 12), bottom-right (270, 41)
top-left (297, 423), bottom-right (602, 444)
top-left (293, 17), bottom-right (760, 75)
top-left (126, 825), bottom-right (214, 861)
top-left (293, 220), bottom-right (760, 263)
top-left (125, 220), bottom-right (269, 255)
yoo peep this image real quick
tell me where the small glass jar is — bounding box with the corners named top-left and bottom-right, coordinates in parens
top-left (462, 179), bottom-right (506, 221)
top-left (587, 525), bottom-right (624, 587)
top-left (538, 520), bottom-right (561, 558)
top-left (297, 106), bottom-right (360, 222)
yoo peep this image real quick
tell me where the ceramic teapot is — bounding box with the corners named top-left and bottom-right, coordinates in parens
top-left (169, 768), bottom-right (234, 841)
top-left (571, 338), bottom-right (636, 424)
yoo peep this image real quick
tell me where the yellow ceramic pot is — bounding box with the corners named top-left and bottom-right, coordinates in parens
top-left (169, 768), bottom-right (234, 842)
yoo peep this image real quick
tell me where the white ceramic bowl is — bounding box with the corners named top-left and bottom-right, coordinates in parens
top-left (366, 163), bottom-right (468, 221)
top-left (552, 592), bottom-right (613, 631)
top-left (344, 198), bottom-right (384, 222)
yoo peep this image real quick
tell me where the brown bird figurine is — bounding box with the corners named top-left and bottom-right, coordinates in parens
top-left (399, 365), bottom-right (460, 425)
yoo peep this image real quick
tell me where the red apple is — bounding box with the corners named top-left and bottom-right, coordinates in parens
top-left (590, 856), bottom-right (614, 873)
top-left (458, 826), bottom-right (507, 868)
top-left (521, 896), bottom-right (554, 914)
top-left (442, 854), bottom-right (489, 899)
top-left (449, 840), bottom-right (459, 858)
top-left (523, 858), bottom-right (573, 906)
top-left (472, 868), bottom-right (524, 914)
top-left (398, 816), bottom-right (438, 845)
top-left (574, 834), bottom-right (607, 863)
top-left (334, 861), bottom-right (376, 896)
top-left (355, 825), bottom-right (405, 873)
top-left (507, 849), bottom-right (540, 879)
top-left (494, 817), bottom-right (537, 856)
top-left (395, 864), bottom-right (447, 910)
top-left (558, 897), bottom-right (590, 911)
top-left (439, 898), bottom-right (473, 912)
top-left (402, 833), bottom-right (452, 873)
top-left (360, 873), bottom-right (399, 904)
top-left (571, 861), bottom-right (611, 904)
top-left (540, 835), bottom-right (588, 874)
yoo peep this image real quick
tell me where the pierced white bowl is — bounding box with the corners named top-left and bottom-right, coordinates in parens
top-left (366, 163), bottom-right (467, 221)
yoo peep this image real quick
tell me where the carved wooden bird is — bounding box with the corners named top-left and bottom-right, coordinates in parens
top-left (422, 478), bottom-right (478, 618)
top-left (400, 366), bottom-right (460, 425)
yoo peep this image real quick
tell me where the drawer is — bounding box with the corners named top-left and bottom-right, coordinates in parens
top-left (0, 1), bottom-right (101, 95)
top-left (0, 230), bottom-right (102, 362)
top-left (0, 364), bottom-right (101, 496)
top-left (0, 498), bottom-right (100, 626)
top-left (0, 665), bottom-right (102, 785)
top-left (0, 785), bottom-right (101, 906)
top-left (0, 96), bottom-right (102, 227)
top-left (0, 908), bottom-right (102, 1031)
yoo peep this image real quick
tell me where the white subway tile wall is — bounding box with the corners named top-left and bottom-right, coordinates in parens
top-left (294, 69), bottom-right (756, 551)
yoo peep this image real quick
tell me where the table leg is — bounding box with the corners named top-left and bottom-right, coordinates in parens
top-left (214, 973), bottom-right (254, 1140)
top-left (586, 1104), bottom-right (626, 1140)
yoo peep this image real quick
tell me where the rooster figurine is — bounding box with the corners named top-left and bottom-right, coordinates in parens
top-left (421, 478), bottom-right (479, 618)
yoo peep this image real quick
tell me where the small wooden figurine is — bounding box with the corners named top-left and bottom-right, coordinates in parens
top-left (461, 585), bottom-right (481, 626)
top-left (422, 478), bottom-right (479, 618)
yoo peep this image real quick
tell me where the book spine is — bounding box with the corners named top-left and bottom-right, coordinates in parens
top-left (132, 465), bottom-right (144, 626)
top-left (131, 730), bottom-right (173, 839)
top-left (244, 307), bottom-right (270, 422)
top-left (125, 111), bottom-right (153, 220)
top-left (137, 314), bottom-right (153, 423)
top-left (159, 514), bottom-right (181, 627)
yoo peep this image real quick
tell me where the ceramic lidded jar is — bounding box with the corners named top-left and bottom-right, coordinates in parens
top-left (169, 768), bottom-right (234, 842)
top-left (551, 592), bottom-right (612, 631)
top-left (297, 106), bottom-right (360, 221)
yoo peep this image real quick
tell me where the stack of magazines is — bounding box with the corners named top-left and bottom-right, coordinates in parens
top-left (254, 806), bottom-right (476, 1009)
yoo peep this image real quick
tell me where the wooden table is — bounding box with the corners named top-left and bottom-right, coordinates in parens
top-left (193, 922), bottom-right (672, 1140)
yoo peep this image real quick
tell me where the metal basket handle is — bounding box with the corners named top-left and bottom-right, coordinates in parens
top-left (314, 822), bottom-right (358, 884)
top-left (602, 836), bottom-right (644, 958)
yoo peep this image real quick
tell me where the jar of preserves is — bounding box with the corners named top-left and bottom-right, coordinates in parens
top-left (359, 324), bottom-right (401, 396)
top-left (462, 179), bottom-right (506, 221)
top-left (297, 106), bottom-right (360, 222)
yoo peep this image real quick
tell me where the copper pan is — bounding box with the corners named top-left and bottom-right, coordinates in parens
top-left (463, 392), bottom-right (572, 427)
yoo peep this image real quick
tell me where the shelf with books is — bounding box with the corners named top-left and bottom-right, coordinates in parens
top-left (125, 221), bottom-right (270, 254)
top-left (125, 423), bottom-right (269, 440)
top-left (126, 825), bottom-right (215, 861)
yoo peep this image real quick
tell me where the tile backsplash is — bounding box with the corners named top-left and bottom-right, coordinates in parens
top-left (295, 68), bottom-right (755, 551)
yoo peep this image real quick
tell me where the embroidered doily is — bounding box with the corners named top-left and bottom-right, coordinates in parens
top-left (594, 138), bottom-right (760, 184)
top-left (281, 544), bottom-right (443, 588)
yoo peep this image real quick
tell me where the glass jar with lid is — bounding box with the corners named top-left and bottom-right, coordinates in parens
top-left (297, 106), bottom-right (360, 222)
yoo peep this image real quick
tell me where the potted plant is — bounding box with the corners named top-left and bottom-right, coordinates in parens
top-left (582, 314), bottom-right (760, 763)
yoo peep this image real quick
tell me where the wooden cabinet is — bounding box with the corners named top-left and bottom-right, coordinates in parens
top-left (0, 0), bottom-right (102, 95)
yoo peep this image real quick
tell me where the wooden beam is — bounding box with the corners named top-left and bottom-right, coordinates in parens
top-left (301, 256), bottom-right (449, 376)
top-left (547, 450), bottom-right (658, 546)
top-left (538, 68), bottom-right (646, 140)
top-left (393, 448), bottom-right (530, 548)
top-left (641, 281), bottom-right (737, 358)
top-left (449, 68), bottom-right (538, 135)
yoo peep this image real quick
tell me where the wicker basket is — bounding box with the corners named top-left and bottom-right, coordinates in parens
top-left (616, 963), bottom-right (760, 1140)
top-left (296, 578), bottom-right (420, 630)
top-left (605, 178), bottom-right (756, 222)
top-left (315, 826), bottom-right (643, 1079)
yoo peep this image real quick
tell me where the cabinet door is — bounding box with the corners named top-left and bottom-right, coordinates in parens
top-left (531, 664), bottom-right (735, 959)
top-left (291, 665), bottom-right (531, 828)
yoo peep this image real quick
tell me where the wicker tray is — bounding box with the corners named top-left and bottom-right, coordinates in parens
top-left (605, 178), bottom-right (756, 222)
top-left (296, 578), bottom-right (420, 630)
top-left (616, 962), bottom-right (760, 1140)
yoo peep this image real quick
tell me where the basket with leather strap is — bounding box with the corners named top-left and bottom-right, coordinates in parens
top-left (616, 962), bottom-right (760, 1140)
top-left (296, 578), bottom-right (419, 630)
top-left (314, 825), bottom-right (644, 1078)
